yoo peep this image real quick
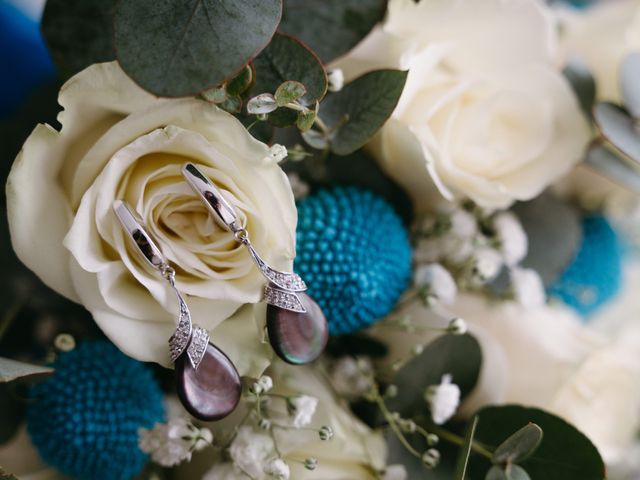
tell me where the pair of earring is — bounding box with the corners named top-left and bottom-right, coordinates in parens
top-left (114, 163), bottom-right (328, 421)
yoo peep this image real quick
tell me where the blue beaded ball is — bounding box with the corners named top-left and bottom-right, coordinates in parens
top-left (27, 341), bottom-right (165, 480)
top-left (548, 215), bottom-right (624, 318)
top-left (295, 187), bottom-right (412, 335)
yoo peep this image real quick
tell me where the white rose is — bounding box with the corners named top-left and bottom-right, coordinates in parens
top-left (333, 0), bottom-right (590, 211)
top-left (5, 62), bottom-right (296, 374)
top-left (559, 0), bottom-right (640, 102)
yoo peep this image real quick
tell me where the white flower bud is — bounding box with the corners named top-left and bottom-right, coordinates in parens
top-left (422, 449), bottom-right (441, 469)
top-left (288, 395), bottom-right (318, 428)
top-left (424, 374), bottom-right (461, 425)
top-left (264, 458), bottom-right (290, 480)
top-left (449, 208), bottom-right (477, 238)
top-left (327, 68), bottom-right (344, 92)
top-left (413, 263), bottom-right (457, 305)
top-left (319, 425), bottom-right (334, 440)
top-left (252, 375), bottom-right (273, 394)
top-left (510, 267), bottom-right (545, 308)
top-left (448, 317), bottom-right (468, 335)
top-left (494, 211), bottom-right (528, 266)
top-left (304, 457), bottom-right (318, 471)
top-left (471, 247), bottom-right (503, 283)
top-left (264, 144), bottom-right (288, 163)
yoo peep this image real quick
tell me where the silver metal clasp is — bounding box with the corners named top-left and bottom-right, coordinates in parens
top-left (182, 163), bottom-right (242, 233)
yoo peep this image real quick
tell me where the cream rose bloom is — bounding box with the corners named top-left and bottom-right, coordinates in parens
top-left (559, 0), bottom-right (640, 103)
top-left (5, 62), bottom-right (297, 375)
top-left (332, 0), bottom-right (590, 211)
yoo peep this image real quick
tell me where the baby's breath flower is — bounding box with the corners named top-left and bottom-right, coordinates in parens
top-left (447, 317), bottom-right (468, 335)
top-left (424, 374), bottom-right (461, 425)
top-left (289, 395), bottom-right (318, 428)
top-left (264, 458), bottom-right (290, 480)
top-left (510, 267), bottom-right (545, 308)
top-left (229, 426), bottom-right (274, 479)
top-left (319, 425), bottom-right (334, 441)
top-left (422, 449), bottom-right (441, 469)
top-left (494, 211), bottom-right (527, 266)
top-left (330, 356), bottom-right (373, 399)
top-left (263, 144), bottom-right (288, 163)
top-left (304, 457), bottom-right (318, 470)
top-left (327, 68), bottom-right (344, 92)
top-left (414, 263), bottom-right (457, 305)
top-left (138, 418), bottom-right (212, 467)
top-left (252, 375), bottom-right (274, 395)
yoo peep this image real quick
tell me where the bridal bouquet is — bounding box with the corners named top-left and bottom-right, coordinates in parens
top-left (1, 0), bottom-right (640, 479)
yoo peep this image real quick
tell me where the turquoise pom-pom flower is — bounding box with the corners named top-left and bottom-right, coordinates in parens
top-left (27, 341), bottom-right (165, 480)
top-left (548, 215), bottom-right (624, 318)
top-left (295, 187), bottom-right (411, 335)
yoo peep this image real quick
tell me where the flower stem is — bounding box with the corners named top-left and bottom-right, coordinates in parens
top-left (430, 425), bottom-right (493, 459)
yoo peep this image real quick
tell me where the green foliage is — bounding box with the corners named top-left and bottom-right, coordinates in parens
top-left (275, 81), bottom-right (307, 107)
top-left (584, 143), bottom-right (640, 193)
top-left (41, 0), bottom-right (116, 76)
top-left (469, 405), bottom-right (606, 480)
top-left (279, 0), bottom-right (386, 63)
top-left (486, 465), bottom-right (531, 480)
top-left (563, 58), bottom-right (596, 117)
top-left (114, 0), bottom-right (282, 97)
top-left (594, 102), bottom-right (640, 163)
top-left (388, 334), bottom-right (482, 418)
top-left (252, 33), bottom-right (327, 107)
top-left (455, 416), bottom-right (479, 480)
top-left (0, 357), bottom-right (53, 383)
top-left (492, 424), bottom-right (543, 465)
top-left (318, 69), bottom-right (407, 155)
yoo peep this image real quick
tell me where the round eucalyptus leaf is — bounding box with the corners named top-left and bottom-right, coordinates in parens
top-left (486, 465), bottom-right (507, 480)
top-left (584, 143), bottom-right (640, 193)
top-left (387, 334), bottom-right (482, 418)
top-left (487, 465), bottom-right (531, 480)
top-left (513, 193), bottom-right (581, 287)
top-left (252, 33), bottom-right (327, 106)
top-left (41, 0), bottom-right (116, 76)
top-left (563, 56), bottom-right (596, 116)
top-left (279, 0), bottom-right (386, 63)
top-left (469, 405), bottom-right (605, 480)
top-left (492, 423), bottom-right (543, 465)
top-left (319, 69), bottom-right (408, 155)
top-left (593, 102), bottom-right (640, 163)
top-left (115, 0), bottom-right (282, 97)
top-left (621, 52), bottom-right (640, 118)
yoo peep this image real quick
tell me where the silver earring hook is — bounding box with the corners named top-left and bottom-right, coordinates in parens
top-left (182, 163), bottom-right (243, 233)
top-left (112, 200), bottom-right (209, 369)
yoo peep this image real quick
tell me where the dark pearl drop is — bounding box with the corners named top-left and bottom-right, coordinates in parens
top-left (267, 292), bottom-right (328, 365)
top-left (175, 343), bottom-right (241, 421)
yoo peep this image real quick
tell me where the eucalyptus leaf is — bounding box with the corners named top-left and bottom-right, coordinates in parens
top-left (319, 69), bottom-right (408, 155)
top-left (468, 405), bottom-right (605, 480)
top-left (201, 87), bottom-right (228, 104)
top-left (563, 57), bottom-right (596, 116)
top-left (220, 95), bottom-right (242, 114)
top-left (275, 81), bottom-right (307, 107)
top-left (492, 424), bottom-right (543, 465)
top-left (115, 0), bottom-right (282, 97)
top-left (279, 0), bottom-right (386, 63)
top-left (267, 108), bottom-right (299, 128)
top-left (0, 357), bottom-right (53, 383)
top-left (227, 65), bottom-right (254, 96)
top-left (584, 143), bottom-right (640, 193)
top-left (296, 110), bottom-right (316, 132)
top-left (513, 193), bottom-right (582, 287)
top-left (252, 33), bottom-right (327, 106)
top-left (387, 334), bottom-right (482, 418)
top-left (486, 465), bottom-right (531, 480)
top-left (455, 416), bottom-right (479, 480)
top-left (41, 0), bottom-right (116, 76)
top-left (593, 102), bottom-right (640, 163)
top-left (621, 52), bottom-right (640, 118)
top-left (247, 94), bottom-right (278, 114)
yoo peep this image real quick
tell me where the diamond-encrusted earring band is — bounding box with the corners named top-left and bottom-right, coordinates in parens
top-left (113, 200), bottom-right (241, 421)
top-left (182, 163), bottom-right (328, 365)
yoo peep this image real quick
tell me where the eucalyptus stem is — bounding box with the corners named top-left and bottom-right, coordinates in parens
top-left (373, 393), bottom-right (422, 458)
top-left (430, 425), bottom-right (493, 460)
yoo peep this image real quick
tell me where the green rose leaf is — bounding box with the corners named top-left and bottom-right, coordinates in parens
top-left (279, 0), bottom-right (386, 63)
top-left (468, 405), bottom-right (606, 480)
top-left (319, 69), bottom-right (407, 155)
top-left (41, 0), bottom-right (116, 76)
top-left (0, 357), bottom-right (53, 383)
top-left (252, 33), bottom-right (327, 106)
top-left (387, 334), bottom-right (482, 419)
top-left (275, 81), bottom-right (307, 107)
top-left (455, 416), bottom-right (479, 480)
top-left (492, 424), bottom-right (543, 465)
top-left (115, 0), bottom-right (282, 97)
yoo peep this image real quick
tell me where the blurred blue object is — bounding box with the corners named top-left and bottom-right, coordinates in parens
top-left (0, 0), bottom-right (55, 118)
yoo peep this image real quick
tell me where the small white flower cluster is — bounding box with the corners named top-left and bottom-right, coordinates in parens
top-left (138, 417), bottom-right (213, 467)
top-left (414, 206), bottom-right (545, 307)
top-left (329, 356), bottom-right (373, 399)
top-left (424, 374), bottom-right (461, 425)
